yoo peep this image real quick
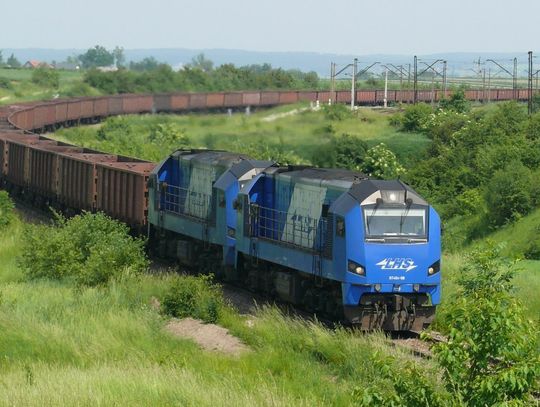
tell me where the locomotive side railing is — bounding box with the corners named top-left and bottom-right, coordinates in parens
top-left (250, 204), bottom-right (327, 252)
top-left (159, 182), bottom-right (213, 221)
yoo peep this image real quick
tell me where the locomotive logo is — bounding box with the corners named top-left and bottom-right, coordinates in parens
top-left (376, 258), bottom-right (417, 272)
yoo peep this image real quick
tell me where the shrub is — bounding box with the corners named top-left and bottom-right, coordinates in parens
top-left (161, 274), bottom-right (224, 323)
top-left (362, 143), bottom-right (405, 179)
top-left (148, 123), bottom-right (190, 147)
top-left (523, 235), bottom-right (540, 260)
top-left (0, 77), bottom-right (12, 89)
top-left (352, 352), bottom-right (446, 406)
top-left (19, 212), bottom-right (148, 286)
top-left (401, 103), bottom-right (432, 132)
top-left (62, 81), bottom-right (94, 97)
top-left (322, 103), bottom-right (350, 121)
top-left (312, 133), bottom-right (368, 170)
top-left (433, 244), bottom-right (540, 406)
top-left (439, 89), bottom-right (470, 113)
top-left (485, 162), bottom-right (537, 226)
top-left (0, 191), bottom-right (15, 228)
top-left (31, 67), bottom-right (60, 88)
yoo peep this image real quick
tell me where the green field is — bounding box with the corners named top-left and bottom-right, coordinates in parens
top-left (0, 68), bottom-right (95, 105)
top-left (53, 104), bottom-right (430, 166)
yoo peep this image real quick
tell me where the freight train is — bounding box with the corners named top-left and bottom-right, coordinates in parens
top-left (0, 90), bottom-right (449, 329)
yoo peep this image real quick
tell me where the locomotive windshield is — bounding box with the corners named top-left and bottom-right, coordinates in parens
top-left (363, 205), bottom-right (428, 242)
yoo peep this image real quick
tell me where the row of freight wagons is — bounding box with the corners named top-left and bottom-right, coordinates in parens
top-left (8, 89), bottom-right (529, 132)
top-left (0, 132), bottom-right (156, 227)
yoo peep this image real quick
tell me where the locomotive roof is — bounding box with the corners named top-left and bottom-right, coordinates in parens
top-left (349, 179), bottom-right (428, 206)
top-left (172, 149), bottom-right (254, 168)
top-left (276, 167), bottom-right (369, 182)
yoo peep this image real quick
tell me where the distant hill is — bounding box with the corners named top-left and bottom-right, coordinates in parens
top-left (0, 48), bottom-right (533, 77)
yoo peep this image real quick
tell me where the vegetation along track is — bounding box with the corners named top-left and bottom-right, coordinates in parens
top-left (0, 90), bottom-right (465, 335)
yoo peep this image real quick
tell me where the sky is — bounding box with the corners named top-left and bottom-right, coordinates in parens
top-left (2, 0), bottom-right (539, 55)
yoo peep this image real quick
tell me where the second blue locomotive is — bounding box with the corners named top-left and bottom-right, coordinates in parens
top-left (148, 149), bottom-right (441, 330)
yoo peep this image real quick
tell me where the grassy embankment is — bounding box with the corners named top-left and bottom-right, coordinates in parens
top-left (0, 217), bottom-right (442, 405)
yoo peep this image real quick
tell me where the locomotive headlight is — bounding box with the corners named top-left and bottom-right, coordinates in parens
top-left (428, 260), bottom-right (441, 275)
top-left (348, 260), bottom-right (365, 276)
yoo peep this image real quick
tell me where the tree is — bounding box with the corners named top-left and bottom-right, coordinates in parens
top-left (66, 55), bottom-right (80, 65)
top-left (78, 45), bottom-right (114, 69)
top-left (113, 46), bottom-right (125, 68)
top-left (190, 53), bottom-right (213, 72)
top-left (129, 57), bottom-right (160, 71)
top-left (433, 244), bottom-right (540, 406)
top-left (0, 50), bottom-right (3, 66)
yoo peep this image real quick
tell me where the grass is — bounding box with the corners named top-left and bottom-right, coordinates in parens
top-left (52, 104), bottom-right (430, 165)
top-left (0, 68), bottom-right (97, 105)
top-left (0, 217), bottom-right (441, 406)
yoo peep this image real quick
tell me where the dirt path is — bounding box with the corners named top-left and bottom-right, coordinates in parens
top-left (166, 318), bottom-right (250, 356)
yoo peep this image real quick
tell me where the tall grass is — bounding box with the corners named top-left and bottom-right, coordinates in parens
top-left (0, 217), bottom-right (443, 406)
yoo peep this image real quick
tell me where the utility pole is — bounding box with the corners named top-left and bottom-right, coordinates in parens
top-left (528, 51), bottom-right (533, 115)
top-left (487, 68), bottom-right (491, 103)
top-left (513, 57), bottom-right (518, 100)
top-left (486, 58), bottom-right (517, 101)
top-left (350, 58), bottom-right (357, 110)
top-left (384, 67), bottom-right (388, 108)
top-left (442, 60), bottom-right (447, 97)
top-left (330, 62), bottom-right (336, 104)
top-left (413, 55), bottom-right (418, 104)
top-left (430, 72), bottom-right (435, 106)
top-left (475, 57), bottom-right (482, 102)
top-left (482, 68), bottom-right (486, 103)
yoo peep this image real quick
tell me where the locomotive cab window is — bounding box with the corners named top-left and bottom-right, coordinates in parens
top-left (363, 204), bottom-right (428, 242)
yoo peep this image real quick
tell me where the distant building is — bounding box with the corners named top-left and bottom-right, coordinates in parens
top-left (96, 66), bottom-right (118, 72)
top-left (54, 62), bottom-right (80, 70)
top-left (23, 60), bottom-right (54, 69)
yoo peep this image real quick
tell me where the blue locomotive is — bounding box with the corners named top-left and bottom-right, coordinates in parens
top-left (148, 150), bottom-right (441, 330)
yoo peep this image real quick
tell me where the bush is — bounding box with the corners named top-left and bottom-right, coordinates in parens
top-left (352, 351), bottom-right (446, 406)
top-left (401, 103), bottom-right (432, 132)
top-left (0, 77), bottom-right (12, 89)
top-left (19, 212), bottom-right (148, 286)
top-left (523, 235), bottom-right (540, 260)
top-left (322, 103), bottom-right (350, 121)
top-left (148, 123), bottom-right (190, 147)
top-left (161, 274), bottom-right (224, 323)
top-left (0, 191), bottom-right (15, 228)
top-left (439, 89), bottom-right (470, 113)
top-left (485, 162), bottom-right (538, 226)
top-left (433, 244), bottom-right (540, 406)
top-left (62, 81), bottom-right (94, 97)
top-left (312, 133), bottom-right (368, 170)
top-left (31, 67), bottom-right (60, 88)
top-left (362, 143), bottom-right (405, 179)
